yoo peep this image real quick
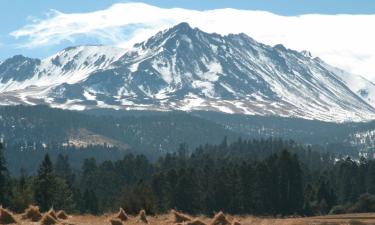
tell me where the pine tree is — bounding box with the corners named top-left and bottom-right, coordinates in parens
top-left (81, 158), bottom-right (97, 189)
top-left (164, 169), bottom-right (178, 209)
top-left (10, 169), bottom-right (33, 213)
top-left (174, 168), bottom-right (200, 213)
top-left (238, 162), bottom-right (253, 213)
top-left (83, 189), bottom-right (99, 215)
top-left (34, 154), bottom-right (56, 211)
top-left (0, 143), bottom-right (11, 207)
top-left (54, 154), bottom-right (74, 185)
top-left (151, 173), bottom-right (167, 212)
top-left (337, 157), bottom-right (360, 204)
top-left (277, 150), bottom-right (304, 215)
top-left (54, 178), bottom-right (75, 212)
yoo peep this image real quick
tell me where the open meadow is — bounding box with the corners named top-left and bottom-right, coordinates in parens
top-left (2, 206), bottom-right (375, 225)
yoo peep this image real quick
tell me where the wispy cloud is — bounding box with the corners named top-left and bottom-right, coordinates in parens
top-left (9, 2), bottom-right (375, 80)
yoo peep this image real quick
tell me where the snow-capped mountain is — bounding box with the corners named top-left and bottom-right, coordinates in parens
top-left (0, 22), bottom-right (374, 122)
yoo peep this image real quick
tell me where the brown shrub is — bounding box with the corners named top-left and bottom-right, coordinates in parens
top-left (0, 207), bottom-right (17, 224)
top-left (138, 209), bottom-right (148, 223)
top-left (22, 205), bottom-right (42, 221)
top-left (47, 208), bottom-right (58, 220)
top-left (231, 220), bottom-right (241, 225)
top-left (40, 214), bottom-right (58, 225)
top-left (172, 209), bottom-right (192, 223)
top-left (209, 212), bottom-right (231, 225)
top-left (110, 218), bottom-right (123, 225)
top-left (57, 210), bottom-right (68, 220)
top-left (115, 208), bottom-right (128, 221)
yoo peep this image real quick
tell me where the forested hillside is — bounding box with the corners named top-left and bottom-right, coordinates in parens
top-left (0, 105), bottom-right (240, 174)
top-left (3, 105), bottom-right (375, 175)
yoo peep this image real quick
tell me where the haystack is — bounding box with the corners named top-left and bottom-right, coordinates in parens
top-left (57, 210), bottom-right (68, 220)
top-left (186, 219), bottom-right (207, 225)
top-left (138, 209), bottom-right (148, 223)
top-left (209, 212), bottom-right (231, 225)
top-left (40, 214), bottom-right (58, 225)
top-left (110, 218), bottom-right (123, 225)
top-left (0, 207), bottom-right (17, 224)
top-left (47, 208), bottom-right (58, 220)
top-left (22, 205), bottom-right (42, 221)
top-left (231, 220), bottom-right (241, 225)
top-left (172, 209), bottom-right (192, 223)
top-left (115, 208), bottom-right (128, 221)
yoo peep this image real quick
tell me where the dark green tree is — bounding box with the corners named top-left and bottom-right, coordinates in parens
top-left (82, 189), bottom-right (99, 215)
top-left (34, 154), bottom-right (56, 211)
top-left (10, 169), bottom-right (33, 213)
top-left (174, 168), bottom-right (200, 213)
top-left (54, 154), bottom-right (74, 185)
top-left (54, 178), bottom-right (75, 212)
top-left (277, 150), bottom-right (304, 215)
top-left (0, 143), bottom-right (11, 207)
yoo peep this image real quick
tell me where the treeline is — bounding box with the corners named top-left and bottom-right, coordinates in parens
top-left (4, 142), bottom-right (127, 176)
top-left (1, 139), bottom-right (375, 216)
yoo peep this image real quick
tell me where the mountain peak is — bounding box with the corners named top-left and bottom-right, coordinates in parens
top-left (164, 22), bottom-right (198, 37)
top-left (171, 22), bottom-right (193, 31)
top-left (142, 22), bottom-right (198, 49)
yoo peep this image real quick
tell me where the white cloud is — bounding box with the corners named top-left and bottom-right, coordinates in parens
top-left (10, 2), bottom-right (375, 81)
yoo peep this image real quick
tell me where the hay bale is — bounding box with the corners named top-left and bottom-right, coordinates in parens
top-left (209, 212), bottom-right (231, 225)
top-left (0, 207), bottom-right (17, 224)
top-left (172, 209), bottom-right (192, 223)
top-left (110, 218), bottom-right (123, 225)
top-left (57, 210), bottom-right (68, 220)
top-left (231, 220), bottom-right (241, 225)
top-left (138, 209), bottom-right (148, 223)
top-left (47, 208), bottom-right (58, 220)
top-left (22, 205), bottom-right (43, 221)
top-left (115, 208), bottom-right (128, 221)
top-left (40, 214), bottom-right (58, 225)
top-left (186, 219), bottom-right (207, 225)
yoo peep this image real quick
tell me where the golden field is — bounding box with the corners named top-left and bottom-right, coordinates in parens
top-left (3, 207), bottom-right (375, 225)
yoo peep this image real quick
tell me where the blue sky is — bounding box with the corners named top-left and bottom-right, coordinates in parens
top-left (0, 0), bottom-right (375, 81)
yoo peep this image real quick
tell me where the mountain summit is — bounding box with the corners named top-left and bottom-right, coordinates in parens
top-left (0, 23), bottom-right (374, 122)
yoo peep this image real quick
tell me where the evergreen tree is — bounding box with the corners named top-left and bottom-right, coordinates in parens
top-left (164, 169), bottom-right (178, 209)
top-left (34, 154), bottom-right (56, 211)
top-left (151, 173), bottom-right (167, 212)
top-left (336, 157), bottom-right (360, 203)
top-left (174, 168), bottom-right (200, 213)
top-left (54, 154), bottom-right (74, 185)
top-left (277, 150), bottom-right (304, 215)
top-left (211, 167), bottom-right (231, 212)
top-left (239, 162), bottom-right (254, 213)
top-left (81, 158), bottom-right (97, 189)
top-left (54, 178), bottom-right (75, 212)
top-left (10, 169), bottom-right (33, 213)
top-left (82, 189), bottom-right (99, 215)
top-left (0, 143), bottom-right (11, 207)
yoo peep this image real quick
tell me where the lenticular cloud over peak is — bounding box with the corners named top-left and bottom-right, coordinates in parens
top-left (10, 2), bottom-right (375, 81)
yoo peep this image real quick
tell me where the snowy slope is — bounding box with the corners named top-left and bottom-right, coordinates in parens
top-left (0, 23), bottom-right (374, 122)
top-left (319, 60), bottom-right (375, 108)
top-left (0, 45), bottom-right (125, 92)
top-left (0, 45), bottom-right (125, 106)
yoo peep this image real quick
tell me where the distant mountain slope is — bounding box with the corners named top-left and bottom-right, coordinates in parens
top-left (0, 105), bottom-right (240, 154)
top-left (2, 106), bottom-right (375, 158)
top-left (319, 60), bottom-right (375, 108)
top-left (0, 23), bottom-right (374, 122)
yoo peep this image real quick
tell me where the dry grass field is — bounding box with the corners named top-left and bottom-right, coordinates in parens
top-left (3, 207), bottom-right (375, 225)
